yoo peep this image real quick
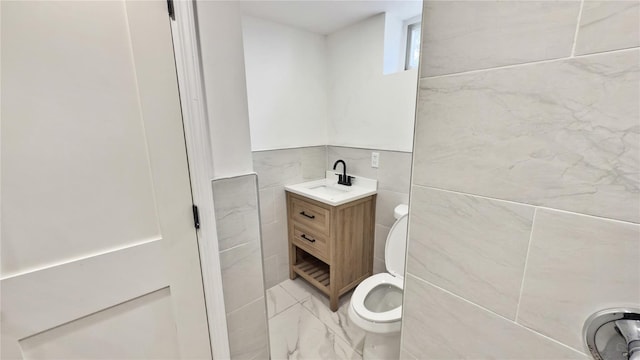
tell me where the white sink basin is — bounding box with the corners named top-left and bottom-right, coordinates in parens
top-left (285, 171), bottom-right (377, 206)
top-left (308, 184), bottom-right (350, 196)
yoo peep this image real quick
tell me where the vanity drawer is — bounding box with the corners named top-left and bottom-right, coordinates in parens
top-left (291, 197), bottom-right (330, 234)
top-left (292, 225), bottom-right (328, 260)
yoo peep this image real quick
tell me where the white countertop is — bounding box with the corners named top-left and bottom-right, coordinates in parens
top-left (285, 171), bottom-right (377, 206)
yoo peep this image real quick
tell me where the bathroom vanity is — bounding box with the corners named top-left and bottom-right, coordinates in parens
top-left (285, 173), bottom-right (377, 311)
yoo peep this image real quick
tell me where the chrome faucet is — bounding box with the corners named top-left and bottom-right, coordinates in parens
top-left (333, 159), bottom-right (353, 186)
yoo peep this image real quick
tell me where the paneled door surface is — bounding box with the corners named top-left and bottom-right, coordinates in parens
top-left (1, 1), bottom-right (211, 358)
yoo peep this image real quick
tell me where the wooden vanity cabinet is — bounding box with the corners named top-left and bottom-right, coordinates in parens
top-left (286, 191), bottom-right (376, 311)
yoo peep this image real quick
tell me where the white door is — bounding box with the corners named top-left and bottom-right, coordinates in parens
top-left (1, 1), bottom-right (211, 359)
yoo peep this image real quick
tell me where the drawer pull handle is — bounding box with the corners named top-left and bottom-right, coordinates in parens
top-left (299, 211), bottom-right (315, 219)
top-left (301, 234), bottom-right (316, 243)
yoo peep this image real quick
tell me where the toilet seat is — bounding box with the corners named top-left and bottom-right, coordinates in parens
top-left (350, 273), bottom-right (403, 323)
top-left (349, 204), bottom-right (408, 337)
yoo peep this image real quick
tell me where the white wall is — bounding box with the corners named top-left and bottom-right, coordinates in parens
top-left (242, 16), bottom-right (328, 151)
top-left (327, 13), bottom-right (417, 152)
top-left (196, 1), bottom-right (254, 178)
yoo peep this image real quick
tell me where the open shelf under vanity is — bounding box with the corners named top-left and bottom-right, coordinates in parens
top-left (292, 248), bottom-right (330, 294)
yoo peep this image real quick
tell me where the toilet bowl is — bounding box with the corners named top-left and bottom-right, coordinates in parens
top-left (348, 204), bottom-right (408, 359)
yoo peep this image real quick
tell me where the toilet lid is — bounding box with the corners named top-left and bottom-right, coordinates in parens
top-left (385, 214), bottom-right (408, 278)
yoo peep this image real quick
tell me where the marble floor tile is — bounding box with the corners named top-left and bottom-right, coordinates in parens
top-left (269, 304), bottom-right (362, 360)
top-left (268, 278), bottom-right (368, 359)
top-left (300, 290), bottom-right (366, 354)
top-left (266, 285), bottom-right (298, 319)
top-left (279, 278), bottom-right (324, 302)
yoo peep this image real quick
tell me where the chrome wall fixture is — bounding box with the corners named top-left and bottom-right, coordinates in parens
top-left (584, 308), bottom-right (640, 360)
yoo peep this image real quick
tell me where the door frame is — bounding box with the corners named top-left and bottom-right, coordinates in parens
top-left (169, 2), bottom-right (231, 358)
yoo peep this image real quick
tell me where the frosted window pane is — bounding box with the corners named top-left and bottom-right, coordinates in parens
top-left (406, 22), bottom-right (421, 70)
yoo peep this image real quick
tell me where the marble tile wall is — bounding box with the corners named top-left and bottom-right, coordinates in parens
top-left (253, 145), bottom-right (413, 288)
top-left (575, 1), bottom-right (640, 56)
top-left (253, 146), bottom-right (327, 288)
top-left (413, 49), bottom-right (639, 223)
top-left (327, 146), bottom-right (412, 275)
top-left (211, 174), bottom-right (269, 360)
top-left (402, 1), bottom-right (640, 359)
top-left (420, 1), bottom-right (580, 77)
top-left (407, 187), bottom-right (535, 320)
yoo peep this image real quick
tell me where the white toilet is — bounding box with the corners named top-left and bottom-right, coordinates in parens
top-left (349, 204), bottom-right (408, 359)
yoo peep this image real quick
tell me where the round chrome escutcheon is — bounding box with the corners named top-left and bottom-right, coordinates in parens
top-left (583, 308), bottom-right (640, 360)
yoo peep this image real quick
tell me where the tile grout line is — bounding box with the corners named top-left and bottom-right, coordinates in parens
top-left (295, 293), bottom-right (363, 356)
top-left (570, 0), bottom-right (586, 57)
top-left (267, 287), bottom-right (300, 320)
top-left (271, 284), bottom-right (300, 304)
top-left (413, 184), bottom-right (537, 209)
top-left (418, 46), bottom-right (637, 81)
top-left (275, 280), bottom-right (363, 356)
top-left (298, 304), bottom-right (363, 357)
top-left (302, 295), bottom-right (364, 356)
top-left (277, 281), bottom-right (312, 304)
top-left (535, 205), bottom-right (639, 226)
top-left (408, 273), bottom-right (513, 322)
top-left (412, 183), bottom-right (639, 226)
top-left (515, 207), bottom-right (537, 322)
top-left (407, 274), bottom-right (588, 357)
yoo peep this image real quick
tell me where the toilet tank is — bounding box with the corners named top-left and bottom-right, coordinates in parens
top-left (386, 205), bottom-right (409, 278)
top-left (393, 204), bottom-right (409, 220)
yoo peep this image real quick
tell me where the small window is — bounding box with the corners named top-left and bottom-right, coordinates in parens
top-left (405, 22), bottom-right (421, 70)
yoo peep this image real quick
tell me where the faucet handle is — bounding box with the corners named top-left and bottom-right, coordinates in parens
top-left (335, 174), bottom-right (354, 186)
top-left (344, 175), bottom-right (354, 186)
top-left (335, 173), bottom-right (355, 186)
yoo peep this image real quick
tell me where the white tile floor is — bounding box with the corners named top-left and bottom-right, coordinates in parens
top-left (266, 278), bottom-right (366, 360)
